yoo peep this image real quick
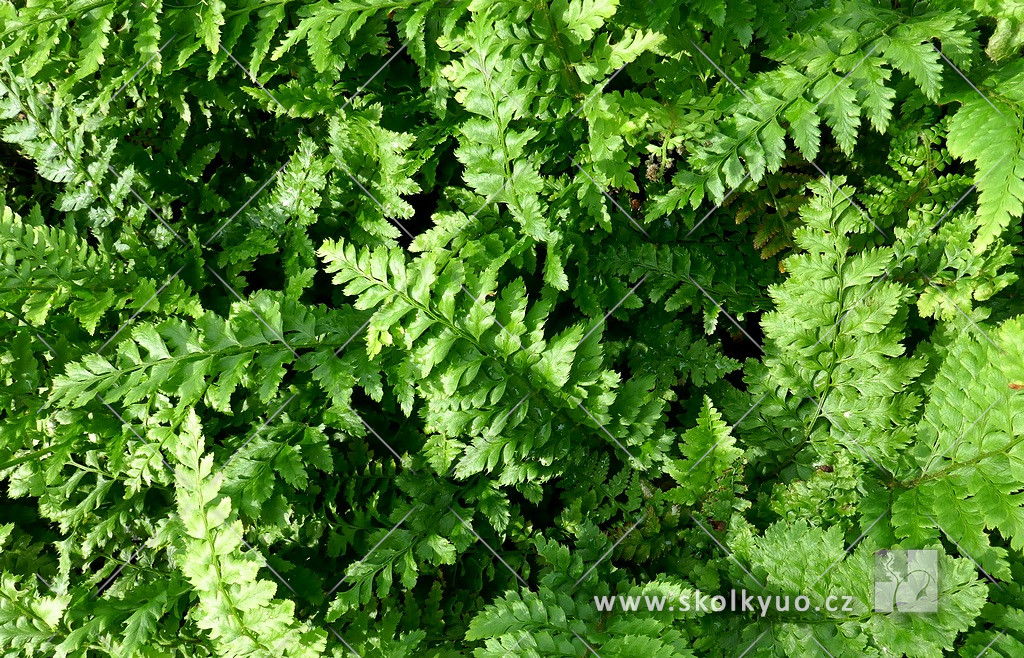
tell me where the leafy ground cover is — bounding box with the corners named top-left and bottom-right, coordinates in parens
top-left (1, 0), bottom-right (1024, 656)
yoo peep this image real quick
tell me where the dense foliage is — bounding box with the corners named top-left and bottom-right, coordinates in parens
top-left (1, 0), bottom-right (1023, 655)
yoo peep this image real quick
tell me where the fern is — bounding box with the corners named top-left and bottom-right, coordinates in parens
top-left (319, 238), bottom-right (667, 485)
top-left (0, 200), bottom-right (199, 334)
top-left (740, 177), bottom-right (923, 483)
top-left (945, 62), bottom-right (1024, 249)
top-left (172, 411), bottom-right (327, 658)
top-left (651, 0), bottom-right (975, 215)
top-left (3, 0), bottom-right (1024, 655)
top-left (729, 519), bottom-right (987, 657)
top-left (891, 317), bottom-right (1024, 580)
top-left (466, 536), bottom-right (696, 658)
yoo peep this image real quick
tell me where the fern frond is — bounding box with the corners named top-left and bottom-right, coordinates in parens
top-left (946, 64), bottom-right (1024, 249)
top-left (172, 411), bottom-right (327, 658)
top-left (893, 316), bottom-right (1024, 579)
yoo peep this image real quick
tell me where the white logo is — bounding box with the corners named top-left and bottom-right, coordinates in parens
top-left (874, 549), bottom-right (938, 612)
